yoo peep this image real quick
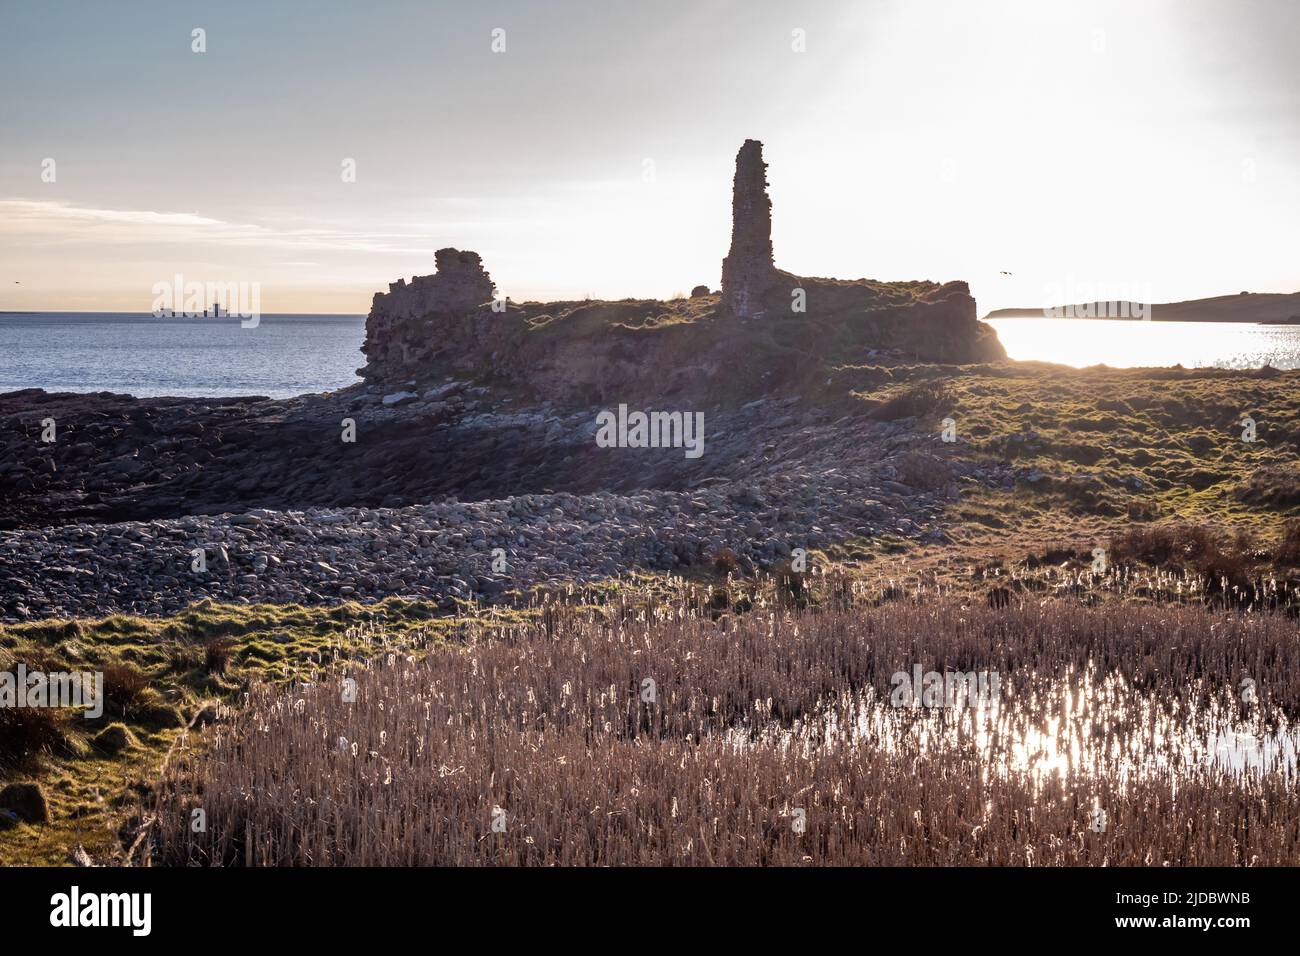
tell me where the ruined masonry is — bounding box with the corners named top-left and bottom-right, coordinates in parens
top-left (375, 248), bottom-right (494, 321)
top-left (360, 248), bottom-right (495, 375)
top-left (720, 139), bottom-right (779, 318)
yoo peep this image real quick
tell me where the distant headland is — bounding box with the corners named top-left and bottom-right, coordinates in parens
top-left (987, 290), bottom-right (1300, 324)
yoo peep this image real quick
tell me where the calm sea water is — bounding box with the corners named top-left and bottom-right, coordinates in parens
top-left (985, 317), bottom-right (1300, 370)
top-left (2, 313), bottom-right (1297, 400)
top-left (0, 312), bottom-right (366, 399)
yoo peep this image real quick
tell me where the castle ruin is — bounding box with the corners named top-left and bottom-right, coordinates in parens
top-left (374, 248), bottom-right (495, 322)
top-left (360, 248), bottom-right (495, 376)
top-left (358, 139), bottom-right (1005, 384)
top-left (720, 139), bottom-right (778, 318)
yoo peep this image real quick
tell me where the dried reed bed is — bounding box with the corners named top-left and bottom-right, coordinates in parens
top-left (150, 589), bottom-right (1300, 866)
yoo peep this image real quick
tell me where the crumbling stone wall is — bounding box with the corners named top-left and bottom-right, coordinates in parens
top-left (720, 139), bottom-right (778, 317)
top-left (361, 248), bottom-right (495, 378)
top-left (376, 248), bottom-right (494, 321)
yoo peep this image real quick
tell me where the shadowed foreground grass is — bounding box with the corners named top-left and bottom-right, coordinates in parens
top-left (0, 596), bottom-right (456, 865)
top-left (151, 585), bottom-right (1300, 866)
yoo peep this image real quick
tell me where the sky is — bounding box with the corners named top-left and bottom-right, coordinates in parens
top-left (1, 0), bottom-right (1297, 315)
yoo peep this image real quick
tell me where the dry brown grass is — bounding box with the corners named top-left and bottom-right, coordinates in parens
top-left (203, 637), bottom-right (236, 675)
top-left (101, 662), bottom-right (150, 713)
top-left (150, 583), bottom-right (1300, 866)
top-left (0, 706), bottom-right (74, 770)
top-left (894, 451), bottom-right (954, 492)
top-left (868, 380), bottom-right (954, 421)
top-left (1275, 519), bottom-right (1300, 567)
top-left (1105, 521), bottom-right (1300, 606)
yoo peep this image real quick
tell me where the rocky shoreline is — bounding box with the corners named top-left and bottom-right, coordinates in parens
top-left (0, 383), bottom-right (1007, 620)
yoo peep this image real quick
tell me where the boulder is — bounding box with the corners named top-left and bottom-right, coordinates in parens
top-left (0, 781), bottom-right (50, 825)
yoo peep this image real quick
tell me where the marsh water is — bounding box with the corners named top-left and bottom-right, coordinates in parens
top-left (733, 669), bottom-right (1298, 785)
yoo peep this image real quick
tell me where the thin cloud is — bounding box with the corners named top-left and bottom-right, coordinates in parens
top-left (0, 199), bottom-right (437, 256)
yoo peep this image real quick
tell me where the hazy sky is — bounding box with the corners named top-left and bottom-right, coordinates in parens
top-left (1, 0), bottom-right (1297, 314)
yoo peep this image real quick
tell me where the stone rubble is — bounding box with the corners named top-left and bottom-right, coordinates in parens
top-left (0, 390), bottom-right (1013, 619)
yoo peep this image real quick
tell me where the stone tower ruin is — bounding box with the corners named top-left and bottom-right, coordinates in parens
top-left (720, 139), bottom-right (778, 317)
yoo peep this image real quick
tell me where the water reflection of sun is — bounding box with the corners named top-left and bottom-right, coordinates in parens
top-left (985, 318), bottom-right (1300, 370)
top-left (737, 669), bottom-right (1300, 790)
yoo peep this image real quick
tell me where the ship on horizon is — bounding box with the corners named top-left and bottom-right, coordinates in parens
top-left (152, 301), bottom-right (227, 319)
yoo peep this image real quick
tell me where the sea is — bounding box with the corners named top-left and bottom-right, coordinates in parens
top-left (0, 312), bottom-right (366, 399)
top-left (984, 317), bottom-right (1300, 370)
top-left (1, 313), bottom-right (1298, 400)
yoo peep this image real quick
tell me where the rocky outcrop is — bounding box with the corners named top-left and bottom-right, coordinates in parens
top-left (360, 248), bottom-right (494, 379)
top-left (720, 139), bottom-right (778, 317)
top-left (355, 140), bottom-right (1005, 397)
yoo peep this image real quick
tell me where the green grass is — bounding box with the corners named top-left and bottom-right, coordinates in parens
top-left (952, 364), bottom-right (1299, 520)
top-left (809, 362), bottom-right (1300, 601)
top-left (844, 362), bottom-right (1300, 531)
top-left (0, 596), bottom-right (461, 865)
